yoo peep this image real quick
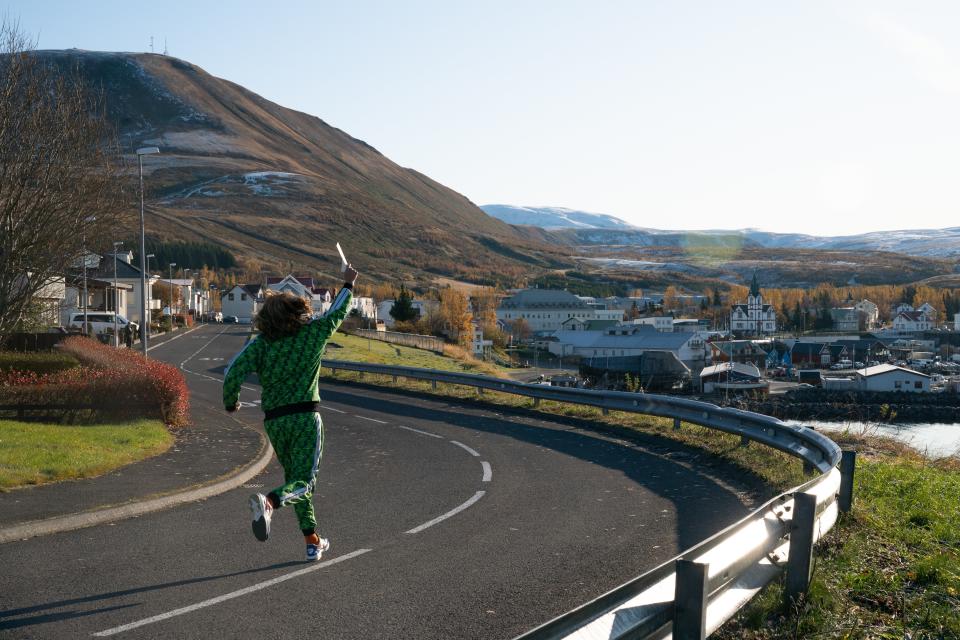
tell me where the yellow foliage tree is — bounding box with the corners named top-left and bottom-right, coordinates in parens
top-left (440, 288), bottom-right (473, 346)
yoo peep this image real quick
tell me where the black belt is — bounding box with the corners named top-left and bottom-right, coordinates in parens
top-left (263, 401), bottom-right (321, 421)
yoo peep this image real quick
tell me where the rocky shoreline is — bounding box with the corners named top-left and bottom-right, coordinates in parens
top-left (737, 389), bottom-right (960, 424)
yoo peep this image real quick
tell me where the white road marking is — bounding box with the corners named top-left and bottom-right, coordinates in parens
top-left (406, 491), bottom-right (486, 534)
top-left (355, 415), bottom-right (387, 424)
top-left (91, 549), bottom-right (372, 637)
top-left (320, 405), bottom-right (346, 414)
top-left (397, 425), bottom-right (443, 439)
top-left (449, 440), bottom-right (480, 457)
top-left (146, 324), bottom-right (204, 351)
top-left (481, 461), bottom-right (492, 482)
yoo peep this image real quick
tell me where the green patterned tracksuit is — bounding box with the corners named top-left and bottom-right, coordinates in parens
top-left (223, 286), bottom-right (353, 534)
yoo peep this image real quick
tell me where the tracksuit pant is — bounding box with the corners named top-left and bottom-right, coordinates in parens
top-left (263, 412), bottom-right (324, 535)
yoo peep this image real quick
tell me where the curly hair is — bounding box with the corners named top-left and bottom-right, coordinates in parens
top-left (255, 291), bottom-right (313, 341)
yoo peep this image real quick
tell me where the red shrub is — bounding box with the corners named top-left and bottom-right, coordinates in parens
top-left (1, 337), bottom-right (190, 427)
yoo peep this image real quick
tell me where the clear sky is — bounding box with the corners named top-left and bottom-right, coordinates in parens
top-left (6, 0), bottom-right (960, 235)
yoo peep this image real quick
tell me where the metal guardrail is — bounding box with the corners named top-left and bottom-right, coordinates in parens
top-left (322, 359), bottom-right (851, 640)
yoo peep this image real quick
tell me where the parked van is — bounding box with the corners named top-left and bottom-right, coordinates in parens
top-left (68, 312), bottom-right (137, 335)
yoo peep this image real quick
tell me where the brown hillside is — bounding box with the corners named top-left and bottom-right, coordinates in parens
top-left (38, 50), bottom-right (563, 284)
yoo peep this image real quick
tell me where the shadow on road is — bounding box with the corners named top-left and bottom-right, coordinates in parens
top-left (0, 560), bottom-right (301, 630)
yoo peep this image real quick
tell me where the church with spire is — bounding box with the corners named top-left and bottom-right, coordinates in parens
top-left (730, 273), bottom-right (777, 336)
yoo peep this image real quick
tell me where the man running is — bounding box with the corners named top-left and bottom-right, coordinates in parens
top-left (223, 265), bottom-right (358, 561)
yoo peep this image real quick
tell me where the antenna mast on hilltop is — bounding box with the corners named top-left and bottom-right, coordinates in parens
top-left (163, 37), bottom-right (168, 56)
top-left (149, 36), bottom-right (154, 53)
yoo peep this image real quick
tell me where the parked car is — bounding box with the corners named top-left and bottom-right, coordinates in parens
top-left (68, 312), bottom-right (137, 335)
top-left (223, 315), bottom-right (239, 324)
top-left (829, 363), bottom-right (844, 370)
top-left (854, 361), bottom-right (865, 369)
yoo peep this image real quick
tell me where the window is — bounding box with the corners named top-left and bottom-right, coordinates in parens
top-left (915, 381), bottom-right (922, 389)
top-left (894, 381), bottom-right (901, 389)
top-left (228, 293), bottom-right (235, 301)
top-left (241, 294), bottom-right (247, 301)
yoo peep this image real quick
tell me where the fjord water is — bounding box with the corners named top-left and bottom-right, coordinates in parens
top-left (786, 420), bottom-right (960, 457)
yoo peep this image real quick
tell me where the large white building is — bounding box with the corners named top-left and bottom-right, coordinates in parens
top-left (892, 311), bottom-right (933, 332)
top-left (221, 284), bottom-right (263, 322)
top-left (497, 288), bottom-right (622, 333)
top-left (548, 324), bottom-right (709, 367)
top-left (730, 274), bottom-right (776, 335)
top-left (854, 299), bottom-right (880, 328)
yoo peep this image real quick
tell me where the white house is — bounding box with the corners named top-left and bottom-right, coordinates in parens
top-left (221, 284), bottom-right (263, 322)
top-left (892, 311), bottom-right (933, 332)
top-left (471, 322), bottom-right (493, 357)
top-left (916, 302), bottom-right (938, 321)
top-left (855, 364), bottom-right (930, 393)
top-left (350, 296), bottom-right (377, 319)
top-left (730, 274), bottom-right (776, 335)
top-left (81, 251), bottom-right (159, 326)
top-left (894, 303), bottom-right (915, 314)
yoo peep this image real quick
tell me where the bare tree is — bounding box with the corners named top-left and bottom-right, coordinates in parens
top-left (0, 20), bottom-right (130, 340)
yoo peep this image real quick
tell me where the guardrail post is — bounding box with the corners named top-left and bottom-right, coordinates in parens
top-left (673, 417), bottom-right (681, 431)
top-left (785, 492), bottom-right (817, 605)
top-left (673, 559), bottom-right (708, 640)
top-left (392, 375), bottom-right (398, 383)
top-left (838, 450), bottom-right (856, 513)
top-left (602, 407), bottom-right (609, 415)
top-left (740, 434), bottom-right (750, 447)
top-left (533, 397), bottom-right (541, 408)
top-left (477, 387), bottom-right (484, 395)
top-left (431, 380), bottom-right (437, 390)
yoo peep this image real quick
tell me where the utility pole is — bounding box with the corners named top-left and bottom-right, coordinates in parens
top-left (112, 241), bottom-right (123, 347)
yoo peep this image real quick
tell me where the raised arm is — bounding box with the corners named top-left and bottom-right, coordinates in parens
top-left (308, 266), bottom-right (359, 345)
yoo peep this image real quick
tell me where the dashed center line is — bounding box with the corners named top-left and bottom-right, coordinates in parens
top-left (91, 549), bottom-right (372, 637)
top-left (320, 405), bottom-right (346, 414)
top-left (397, 425), bottom-right (444, 439)
top-left (449, 440), bottom-right (480, 457)
top-left (405, 491), bottom-right (486, 534)
top-left (355, 415), bottom-right (387, 424)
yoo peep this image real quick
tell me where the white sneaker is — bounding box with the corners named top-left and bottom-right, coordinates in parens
top-left (249, 493), bottom-right (272, 542)
top-left (305, 537), bottom-right (330, 562)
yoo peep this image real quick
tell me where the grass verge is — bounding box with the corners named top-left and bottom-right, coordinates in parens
top-left (0, 419), bottom-right (173, 490)
top-left (320, 370), bottom-right (960, 639)
top-left (331, 333), bottom-right (505, 377)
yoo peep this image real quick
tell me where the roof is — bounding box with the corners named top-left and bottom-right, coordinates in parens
top-left (561, 318), bottom-right (620, 331)
top-left (856, 363), bottom-right (929, 378)
top-left (552, 329), bottom-right (699, 351)
top-left (791, 342), bottom-right (827, 356)
top-left (85, 255), bottom-right (144, 280)
top-left (499, 288), bottom-right (590, 310)
top-left (896, 311), bottom-right (927, 322)
top-left (731, 303), bottom-right (774, 312)
top-left (700, 362), bottom-right (761, 379)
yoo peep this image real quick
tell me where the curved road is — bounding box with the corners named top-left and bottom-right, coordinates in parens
top-left (0, 325), bottom-right (766, 639)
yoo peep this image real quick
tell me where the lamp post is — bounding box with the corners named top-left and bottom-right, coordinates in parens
top-left (136, 146), bottom-right (160, 356)
top-left (184, 269), bottom-right (192, 321)
top-left (168, 262), bottom-right (176, 324)
top-left (81, 215), bottom-right (96, 335)
top-left (112, 241), bottom-right (123, 347)
top-left (146, 253), bottom-right (155, 337)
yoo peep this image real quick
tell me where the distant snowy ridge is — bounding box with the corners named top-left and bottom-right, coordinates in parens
top-left (481, 204), bottom-right (635, 230)
top-left (483, 204), bottom-right (960, 258)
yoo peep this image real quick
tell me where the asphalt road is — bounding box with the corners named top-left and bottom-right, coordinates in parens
top-left (0, 325), bottom-right (766, 639)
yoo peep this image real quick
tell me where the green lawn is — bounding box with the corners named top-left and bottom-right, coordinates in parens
top-left (0, 419), bottom-right (173, 490)
top-left (327, 333), bottom-right (506, 376)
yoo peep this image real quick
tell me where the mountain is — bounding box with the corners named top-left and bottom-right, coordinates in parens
top-left (481, 205), bottom-right (634, 230)
top-left (39, 50), bottom-right (563, 284)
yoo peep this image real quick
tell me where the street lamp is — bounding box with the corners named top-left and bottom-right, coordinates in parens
top-left (146, 253), bottom-right (155, 336)
top-left (81, 215), bottom-right (96, 335)
top-left (136, 146), bottom-right (160, 356)
top-left (184, 269), bottom-right (192, 320)
top-left (168, 262), bottom-right (176, 324)
top-left (112, 241), bottom-right (123, 347)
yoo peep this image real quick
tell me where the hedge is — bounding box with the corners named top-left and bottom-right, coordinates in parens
top-left (0, 337), bottom-right (189, 427)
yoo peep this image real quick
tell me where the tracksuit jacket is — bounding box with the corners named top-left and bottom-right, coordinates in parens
top-left (223, 285), bottom-right (353, 533)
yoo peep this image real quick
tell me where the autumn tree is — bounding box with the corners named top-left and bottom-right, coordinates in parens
top-left (440, 288), bottom-right (473, 346)
top-left (0, 22), bottom-right (130, 339)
